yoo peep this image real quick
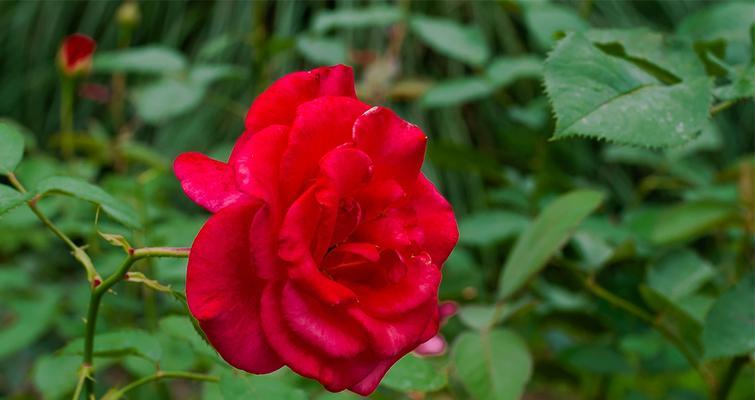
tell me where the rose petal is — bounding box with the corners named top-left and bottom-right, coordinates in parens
top-left (187, 202), bottom-right (282, 373)
top-left (281, 281), bottom-right (368, 358)
top-left (279, 96), bottom-right (370, 202)
top-left (406, 174), bottom-right (459, 265)
top-left (244, 65), bottom-right (357, 134)
top-left (279, 187), bottom-right (355, 304)
top-left (174, 152), bottom-right (250, 213)
top-left (261, 282), bottom-right (377, 392)
top-left (353, 107), bottom-right (427, 188)
top-left (232, 125), bottom-right (289, 204)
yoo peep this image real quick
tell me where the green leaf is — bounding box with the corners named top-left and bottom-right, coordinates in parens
top-left (410, 15), bottom-right (489, 66)
top-left (453, 329), bottom-right (532, 400)
top-left (544, 33), bottom-right (713, 148)
top-left (498, 190), bottom-right (604, 299)
top-left (560, 344), bottom-right (631, 374)
top-left (677, 2), bottom-right (755, 43)
top-left (36, 176), bottom-right (140, 229)
top-left (63, 329), bottom-right (162, 362)
top-left (421, 78), bottom-right (493, 108)
top-left (159, 315), bottom-right (218, 360)
top-left (485, 56), bottom-right (543, 87)
top-left (0, 184), bottom-right (30, 216)
top-left (715, 65), bottom-right (755, 100)
top-left (702, 273), bottom-right (755, 360)
top-left (219, 369), bottom-right (307, 400)
top-left (523, 2), bottom-right (588, 49)
top-left (295, 36), bottom-right (347, 65)
top-left (312, 5), bottom-right (402, 33)
top-left (33, 354), bottom-right (81, 399)
top-left (647, 249), bottom-right (714, 300)
top-left (458, 210), bottom-right (529, 247)
top-left (132, 79), bottom-right (205, 123)
top-left (645, 201), bottom-right (737, 245)
top-left (381, 354), bottom-right (447, 392)
top-left (0, 121), bottom-right (25, 174)
top-left (93, 46), bottom-right (187, 74)
top-left (0, 290), bottom-right (60, 359)
top-left (585, 28), bottom-right (706, 80)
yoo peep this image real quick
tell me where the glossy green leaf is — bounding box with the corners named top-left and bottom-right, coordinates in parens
top-left (715, 65), bottom-right (755, 100)
top-left (498, 190), bottom-right (604, 299)
top-left (702, 273), bottom-right (755, 359)
top-left (646, 201), bottom-right (737, 245)
top-left (647, 249), bottom-right (714, 300)
top-left (544, 33), bottom-right (713, 148)
top-left (93, 46), bottom-right (187, 74)
top-left (36, 176), bottom-right (140, 229)
top-left (312, 5), bottom-right (402, 33)
top-left (485, 56), bottom-right (543, 87)
top-left (381, 354), bottom-right (447, 392)
top-left (585, 28), bottom-right (706, 80)
top-left (561, 345), bottom-right (631, 374)
top-left (296, 36), bottom-right (347, 65)
top-left (0, 290), bottom-right (60, 359)
top-left (523, 2), bottom-right (588, 49)
top-left (0, 184), bottom-right (29, 216)
top-left (219, 369), bottom-right (307, 400)
top-left (0, 121), bottom-right (25, 174)
top-left (421, 78), bottom-right (493, 108)
top-left (677, 2), bottom-right (755, 43)
top-left (32, 354), bottom-right (81, 399)
top-left (132, 79), bottom-right (205, 123)
top-left (453, 329), bottom-right (532, 400)
top-left (458, 211), bottom-right (529, 246)
top-left (63, 329), bottom-right (162, 362)
top-left (410, 15), bottom-right (489, 66)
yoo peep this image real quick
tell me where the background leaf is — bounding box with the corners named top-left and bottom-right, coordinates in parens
top-left (702, 273), bottom-right (755, 360)
top-left (0, 121), bottom-right (25, 174)
top-left (93, 46), bottom-right (187, 74)
top-left (35, 176), bottom-right (140, 229)
top-left (453, 329), bottom-right (532, 400)
top-left (410, 15), bottom-right (490, 66)
top-left (498, 190), bottom-right (604, 299)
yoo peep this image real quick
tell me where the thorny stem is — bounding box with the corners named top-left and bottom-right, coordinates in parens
top-left (106, 371), bottom-right (218, 400)
top-left (6, 172), bottom-right (87, 267)
top-left (83, 247), bottom-right (189, 398)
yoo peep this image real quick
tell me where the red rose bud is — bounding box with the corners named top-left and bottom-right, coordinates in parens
top-left (174, 65), bottom-right (459, 395)
top-left (58, 34), bottom-right (96, 77)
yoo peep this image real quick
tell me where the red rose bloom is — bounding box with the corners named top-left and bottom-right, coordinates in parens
top-left (174, 65), bottom-right (458, 395)
top-left (58, 34), bottom-right (96, 77)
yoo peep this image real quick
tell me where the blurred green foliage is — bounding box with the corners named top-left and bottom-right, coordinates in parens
top-left (0, 0), bottom-right (753, 399)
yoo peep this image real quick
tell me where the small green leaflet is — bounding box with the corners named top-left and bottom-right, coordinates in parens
top-left (498, 190), bottom-right (604, 299)
top-left (312, 5), bottom-right (402, 33)
top-left (94, 46), bottom-right (187, 74)
top-left (702, 273), bottom-right (755, 360)
top-left (410, 15), bottom-right (489, 67)
top-left (219, 369), bottom-right (307, 400)
top-left (381, 354), bottom-right (447, 392)
top-left (0, 184), bottom-right (30, 216)
top-left (35, 176), bottom-right (141, 229)
top-left (453, 329), bottom-right (532, 400)
top-left (296, 36), bottom-right (347, 65)
top-left (544, 32), bottom-right (713, 148)
top-left (0, 121), bottom-right (25, 174)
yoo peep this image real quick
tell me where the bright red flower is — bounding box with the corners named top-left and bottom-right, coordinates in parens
top-left (58, 34), bottom-right (96, 77)
top-left (174, 65), bottom-right (458, 395)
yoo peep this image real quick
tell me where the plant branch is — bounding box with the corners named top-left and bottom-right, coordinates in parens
top-left (104, 371), bottom-right (219, 400)
top-left (6, 172), bottom-right (100, 282)
top-left (557, 259), bottom-right (716, 389)
top-left (710, 99), bottom-right (740, 116)
top-left (716, 356), bottom-right (747, 400)
top-left (82, 247), bottom-right (190, 399)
